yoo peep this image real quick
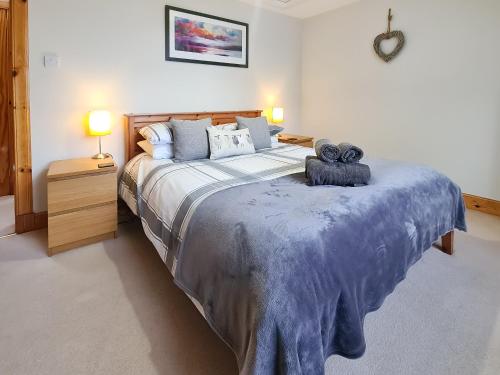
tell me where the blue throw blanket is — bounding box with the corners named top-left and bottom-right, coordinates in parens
top-left (173, 159), bottom-right (466, 374)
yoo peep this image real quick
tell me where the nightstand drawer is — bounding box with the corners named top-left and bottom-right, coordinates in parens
top-left (48, 202), bottom-right (117, 249)
top-left (48, 172), bottom-right (117, 214)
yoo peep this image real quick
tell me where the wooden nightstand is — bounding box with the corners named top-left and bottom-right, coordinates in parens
top-left (278, 133), bottom-right (314, 148)
top-left (47, 157), bottom-right (118, 256)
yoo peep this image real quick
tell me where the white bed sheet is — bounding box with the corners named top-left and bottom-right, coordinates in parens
top-left (119, 142), bottom-right (312, 319)
top-left (119, 153), bottom-right (207, 316)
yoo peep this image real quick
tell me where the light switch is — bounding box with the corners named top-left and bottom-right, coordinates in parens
top-left (43, 53), bottom-right (60, 68)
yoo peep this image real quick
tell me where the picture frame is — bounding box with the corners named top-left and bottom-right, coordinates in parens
top-left (165, 6), bottom-right (249, 68)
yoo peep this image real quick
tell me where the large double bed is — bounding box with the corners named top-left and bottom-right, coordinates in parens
top-left (119, 110), bottom-right (466, 375)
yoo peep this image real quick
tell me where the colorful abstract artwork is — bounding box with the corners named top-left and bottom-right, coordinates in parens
top-left (166, 6), bottom-right (248, 68)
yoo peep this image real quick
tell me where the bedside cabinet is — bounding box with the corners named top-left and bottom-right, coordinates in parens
top-left (278, 133), bottom-right (314, 148)
top-left (47, 157), bottom-right (118, 256)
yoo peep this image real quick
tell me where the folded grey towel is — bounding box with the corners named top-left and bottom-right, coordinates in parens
top-left (306, 156), bottom-right (371, 186)
top-left (338, 143), bottom-right (364, 163)
top-left (305, 155), bottom-right (316, 178)
top-left (315, 139), bottom-right (341, 163)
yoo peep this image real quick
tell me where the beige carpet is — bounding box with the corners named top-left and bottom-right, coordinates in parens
top-left (0, 195), bottom-right (15, 237)
top-left (0, 211), bottom-right (499, 375)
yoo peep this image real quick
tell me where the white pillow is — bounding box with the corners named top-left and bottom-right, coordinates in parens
top-left (139, 122), bottom-right (174, 145)
top-left (137, 140), bottom-right (174, 160)
top-left (207, 127), bottom-right (256, 160)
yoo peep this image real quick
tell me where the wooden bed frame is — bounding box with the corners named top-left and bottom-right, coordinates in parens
top-left (439, 231), bottom-right (454, 255)
top-left (123, 109), bottom-right (454, 255)
top-left (124, 110), bottom-right (262, 162)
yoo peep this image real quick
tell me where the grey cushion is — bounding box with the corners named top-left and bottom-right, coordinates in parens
top-left (236, 116), bottom-right (272, 150)
top-left (268, 125), bottom-right (284, 136)
top-left (170, 118), bottom-right (212, 161)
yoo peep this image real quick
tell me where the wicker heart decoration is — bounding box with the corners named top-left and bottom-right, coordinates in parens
top-left (374, 9), bottom-right (405, 63)
top-left (373, 31), bottom-right (405, 62)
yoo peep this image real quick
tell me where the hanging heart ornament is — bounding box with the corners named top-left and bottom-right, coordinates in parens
top-left (373, 9), bottom-right (405, 63)
top-left (374, 31), bottom-right (405, 62)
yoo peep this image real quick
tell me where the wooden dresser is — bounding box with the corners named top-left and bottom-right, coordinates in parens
top-left (47, 157), bottom-right (118, 256)
top-left (278, 133), bottom-right (314, 148)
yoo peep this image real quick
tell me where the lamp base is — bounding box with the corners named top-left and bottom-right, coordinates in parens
top-left (92, 153), bottom-right (112, 160)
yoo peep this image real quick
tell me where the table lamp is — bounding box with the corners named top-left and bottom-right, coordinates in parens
top-left (88, 110), bottom-right (112, 159)
top-left (272, 107), bottom-right (284, 124)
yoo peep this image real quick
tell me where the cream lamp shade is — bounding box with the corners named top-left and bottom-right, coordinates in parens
top-left (89, 110), bottom-right (112, 136)
top-left (88, 110), bottom-right (112, 159)
top-left (272, 107), bottom-right (284, 124)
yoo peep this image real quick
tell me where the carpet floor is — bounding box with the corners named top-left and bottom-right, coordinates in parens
top-left (0, 210), bottom-right (499, 375)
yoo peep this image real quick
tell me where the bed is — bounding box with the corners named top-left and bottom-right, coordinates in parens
top-left (120, 110), bottom-right (466, 375)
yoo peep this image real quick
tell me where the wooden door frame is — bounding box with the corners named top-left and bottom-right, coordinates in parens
top-left (9, 0), bottom-right (45, 233)
top-left (1, 0), bottom-right (14, 196)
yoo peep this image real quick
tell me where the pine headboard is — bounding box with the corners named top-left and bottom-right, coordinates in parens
top-left (124, 110), bottom-right (262, 162)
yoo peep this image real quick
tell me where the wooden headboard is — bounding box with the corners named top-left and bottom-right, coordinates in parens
top-left (124, 110), bottom-right (262, 162)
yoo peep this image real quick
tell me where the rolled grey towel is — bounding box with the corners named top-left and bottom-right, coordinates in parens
top-left (306, 156), bottom-right (371, 186)
top-left (338, 143), bottom-right (364, 163)
top-left (315, 139), bottom-right (341, 163)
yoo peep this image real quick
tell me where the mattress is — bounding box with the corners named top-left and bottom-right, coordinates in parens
top-left (119, 145), bottom-right (466, 374)
top-left (119, 144), bottom-right (312, 318)
top-left (119, 153), bottom-right (207, 315)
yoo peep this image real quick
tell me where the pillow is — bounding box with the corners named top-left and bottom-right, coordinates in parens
top-left (170, 118), bottom-right (212, 161)
top-left (139, 122), bottom-right (173, 145)
top-left (137, 140), bottom-right (174, 160)
top-left (268, 125), bottom-right (284, 136)
top-left (207, 127), bottom-right (256, 160)
top-left (236, 116), bottom-right (272, 150)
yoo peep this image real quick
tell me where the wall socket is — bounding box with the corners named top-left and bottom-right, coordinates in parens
top-left (43, 53), bottom-right (60, 68)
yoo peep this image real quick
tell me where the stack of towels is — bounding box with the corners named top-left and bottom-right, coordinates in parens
top-left (305, 139), bottom-right (371, 186)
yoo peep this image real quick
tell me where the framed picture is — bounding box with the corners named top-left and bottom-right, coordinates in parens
top-left (165, 6), bottom-right (249, 68)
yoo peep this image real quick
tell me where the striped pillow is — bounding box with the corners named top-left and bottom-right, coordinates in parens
top-left (137, 140), bottom-right (174, 160)
top-left (139, 122), bottom-right (174, 145)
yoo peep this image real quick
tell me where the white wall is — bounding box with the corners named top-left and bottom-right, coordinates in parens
top-left (29, 0), bottom-right (302, 211)
top-left (302, 0), bottom-right (500, 200)
top-left (29, 0), bottom-right (500, 211)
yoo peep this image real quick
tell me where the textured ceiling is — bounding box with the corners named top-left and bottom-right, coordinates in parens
top-left (239, 0), bottom-right (360, 19)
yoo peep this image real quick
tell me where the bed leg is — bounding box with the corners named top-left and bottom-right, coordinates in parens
top-left (440, 231), bottom-right (454, 255)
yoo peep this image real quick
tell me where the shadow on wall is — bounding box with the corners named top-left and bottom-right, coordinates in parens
top-left (0, 196), bottom-right (16, 237)
top-left (103, 220), bottom-right (238, 375)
